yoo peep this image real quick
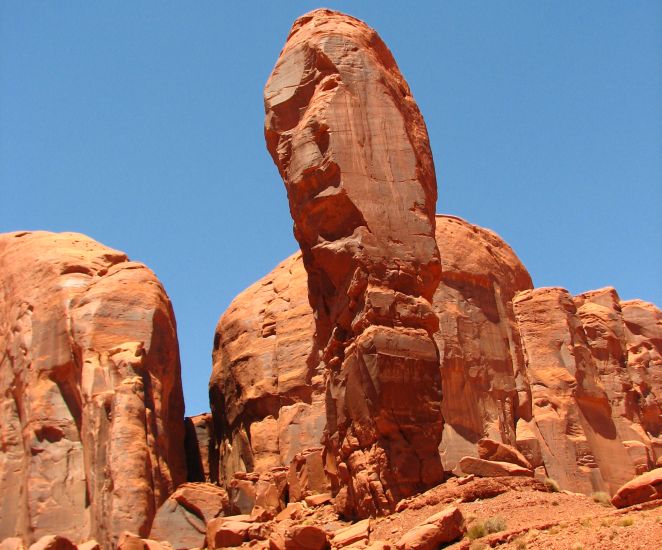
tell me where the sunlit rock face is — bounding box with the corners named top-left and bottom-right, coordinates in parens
top-left (513, 287), bottom-right (661, 494)
top-left (0, 231), bottom-right (186, 548)
top-left (263, 8), bottom-right (444, 516)
top-left (432, 215), bottom-right (533, 473)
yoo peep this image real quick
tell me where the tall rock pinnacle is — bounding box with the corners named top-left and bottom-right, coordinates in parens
top-left (264, 9), bottom-right (444, 516)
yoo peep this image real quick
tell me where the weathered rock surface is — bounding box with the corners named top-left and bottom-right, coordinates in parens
top-left (476, 438), bottom-right (532, 469)
top-left (610, 467), bottom-right (662, 508)
top-left (210, 252), bottom-right (324, 482)
top-left (432, 216), bottom-right (533, 472)
top-left (264, 8), bottom-right (444, 516)
top-left (395, 506), bottom-right (465, 550)
top-left (0, 231), bottom-right (186, 548)
top-left (458, 456), bottom-right (533, 478)
top-left (513, 287), bottom-right (661, 494)
top-left (184, 412), bottom-right (218, 483)
top-left (149, 482), bottom-right (229, 549)
top-left (211, 210), bottom-right (661, 501)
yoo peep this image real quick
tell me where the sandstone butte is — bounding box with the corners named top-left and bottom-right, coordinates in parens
top-left (1, 7), bottom-right (662, 550)
top-left (0, 232), bottom-right (186, 548)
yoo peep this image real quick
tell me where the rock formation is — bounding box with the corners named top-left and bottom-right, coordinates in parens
top-left (0, 232), bottom-right (186, 548)
top-left (209, 252), bottom-right (324, 483)
top-left (211, 215), bottom-right (661, 499)
top-left (432, 216), bottom-right (533, 471)
top-left (513, 287), bottom-right (661, 494)
top-left (264, 8), bottom-right (444, 516)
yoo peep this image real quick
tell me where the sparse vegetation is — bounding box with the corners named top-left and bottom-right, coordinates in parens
top-left (591, 491), bottom-right (612, 507)
top-left (544, 477), bottom-right (560, 492)
top-left (571, 543), bottom-right (584, 550)
top-left (618, 516), bottom-right (634, 527)
top-left (466, 516), bottom-right (507, 540)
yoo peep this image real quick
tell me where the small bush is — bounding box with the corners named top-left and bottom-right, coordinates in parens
top-left (466, 516), bottom-right (507, 540)
top-left (571, 544), bottom-right (583, 550)
top-left (467, 523), bottom-right (487, 540)
top-left (618, 516), bottom-right (634, 527)
top-left (592, 491), bottom-right (612, 507)
top-left (544, 477), bottom-right (560, 492)
top-left (484, 516), bottom-right (507, 533)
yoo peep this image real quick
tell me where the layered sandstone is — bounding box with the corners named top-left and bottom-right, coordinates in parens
top-left (211, 217), bottom-right (661, 499)
top-left (432, 216), bottom-right (533, 471)
top-left (209, 252), bottom-right (324, 482)
top-left (264, 8), bottom-right (444, 516)
top-left (512, 287), bottom-right (661, 494)
top-left (0, 231), bottom-right (186, 548)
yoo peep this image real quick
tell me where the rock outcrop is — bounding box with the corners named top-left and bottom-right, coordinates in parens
top-left (432, 216), bottom-right (533, 471)
top-left (211, 215), bottom-right (661, 500)
top-left (0, 231), bottom-right (186, 548)
top-left (513, 287), bottom-right (661, 494)
top-left (264, 8), bottom-right (444, 516)
top-left (209, 252), bottom-right (324, 483)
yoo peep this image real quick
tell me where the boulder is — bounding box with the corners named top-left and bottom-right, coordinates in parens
top-left (0, 232), bottom-right (185, 547)
top-left (149, 482), bottom-right (229, 549)
top-left (395, 506), bottom-right (465, 549)
top-left (459, 457), bottom-right (533, 478)
top-left (477, 438), bottom-right (532, 469)
top-left (206, 517), bottom-right (251, 549)
top-left (611, 468), bottom-right (662, 508)
top-left (265, 8), bottom-right (444, 517)
top-left (332, 519), bottom-right (370, 547)
top-left (283, 525), bottom-right (328, 550)
top-left (287, 447), bottom-right (330, 502)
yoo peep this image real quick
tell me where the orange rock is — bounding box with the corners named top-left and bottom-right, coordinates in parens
top-left (611, 468), bottom-right (662, 508)
top-left (210, 252), bottom-right (324, 481)
top-left (433, 216), bottom-right (533, 472)
top-left (206, 518), bottom-right (251, 549)
top-left (0, 232), bottom-right (185, 547)
top-left (332, 519), bottom-right (370, 547)
top-left (477, 438), bottom-right (532, 469)
top-left (184, 412), bottom-right (217, 483)
top-left (283, 525), bottom-right (328, 550)
top-left (149, 482), bottom-right (229, 549)
top-left (395, 506), bottom-right (465, 549)
top-left (288, 447), bottom-right (331, 502)
top-left (265, 8), bottom-right (443, 517)
top-left (459, 456), bottom-right (533, 478)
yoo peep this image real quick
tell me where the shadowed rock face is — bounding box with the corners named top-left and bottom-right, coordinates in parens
top-left (0, 232), bottom-right (186, 548)
top-left (264, 9), bottom-right (443, 515)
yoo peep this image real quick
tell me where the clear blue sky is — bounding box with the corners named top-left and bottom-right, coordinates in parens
top-left (2, 2), bottom-right (660, 415)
